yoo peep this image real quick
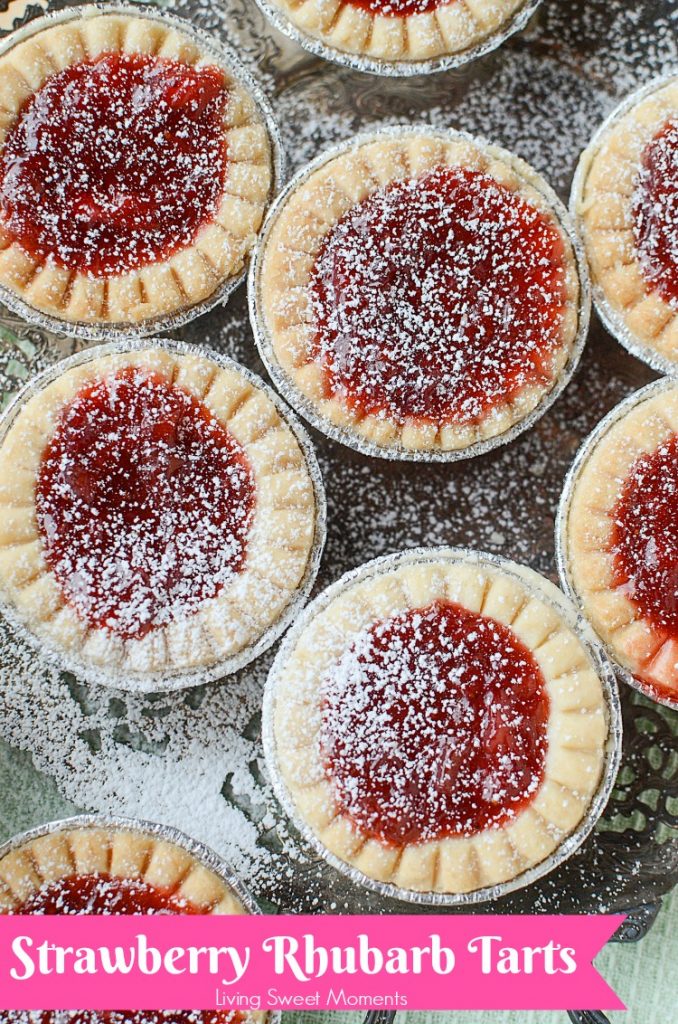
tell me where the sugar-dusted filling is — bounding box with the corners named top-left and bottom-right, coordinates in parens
top-left (309, 166), bottom-right (568, 427)
top-left (342, 0), bottom-right (453, 17)
top-left (36, 368), bottom-right (255, 640)
top-left (0, 53), bottom-right (228, 276)
top-left (13, 873), bottom-right (243, 1024)
top-left (320, 600), bottom-right (549, 846)
top-left (610, 433), bottom-right (678, 641)
top-left (632, 118), bottom-right (678, 308)
top-left (17, 871), bottom-right (196, 915)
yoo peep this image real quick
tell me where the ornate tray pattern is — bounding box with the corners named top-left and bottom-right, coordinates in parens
top-left (0, 0), bottom-right (675, 971)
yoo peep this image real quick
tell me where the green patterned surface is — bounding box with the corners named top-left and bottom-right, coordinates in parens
top-left (1, 737), bottom-right (674, 1023)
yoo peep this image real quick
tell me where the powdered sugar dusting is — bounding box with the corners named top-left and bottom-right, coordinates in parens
top-left (610, 433), bottom-right (678, 637)
top-left (310, 165), bottom-right (568, 426)
top-left (632, 118), bottom-right (678, 308)
top-left (36, 367), bottom-right (253, 639)
top-left (320, 600), bottom-right (548, 845)
top-left (0, 53), bottom-right (228, 276)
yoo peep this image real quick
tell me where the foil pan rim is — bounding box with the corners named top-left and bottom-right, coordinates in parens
top-left (251, 0), bottom-right (542, 78)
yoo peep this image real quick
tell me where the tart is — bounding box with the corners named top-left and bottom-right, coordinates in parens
top-left (575, 76), bottom-right (678, 372)
top-left (0, 817), bottom-right (264, 1024)
top-left (254, 130), bottom-right (583, 457)
top-left (0, 11), bottom-right (274, 328)
top-left (259, 0), bottom-right (535, 70)
top-left (561, 382), bottom-right (678, 708)
top-left (265, 550), bottom-right (612, 897)
top-left (0, 344), bottom-right (321, 688)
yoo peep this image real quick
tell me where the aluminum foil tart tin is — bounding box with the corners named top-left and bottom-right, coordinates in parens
top-left (252, 0), bottom-right (542, 77)
top-left (262, 546), bottom-right (623, 907)
top-left (248, 125), bottom-right (591, 463)
top-left (0, 812), bottom-right (265, 915)
top-left (0, 2), bottom-right (285, 344)
top-left (569, 72), bottom-right (678, 379)
top-left (555, 377), bottom-right (678, 712)
top-left (0, 337), bottom-right (327, 694)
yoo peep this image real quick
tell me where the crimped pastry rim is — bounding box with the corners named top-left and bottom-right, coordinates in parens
top-left (0, 2), bottom-right (285, 342)
top-left (251, 0), bottom-right (542, 78)
top-left (262, 545), bottom-right (622, 906)
top-left (248, 124), bottom-right (591, 463)
top-left (569, 71), bottom-right (678, 379)
top-left (555, 377), bottom-right (678, 711)
top-left (0, 337), bottom-right (327, 694)
top-left (0, 812), bottom-right (262, 914)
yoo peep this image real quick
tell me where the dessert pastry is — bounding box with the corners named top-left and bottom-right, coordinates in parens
top-left (0, 344), bottom-right (322, 688)
top-left (254, 129), bottom-right (584, 457)
top-left (574, 75), bottom-right (678, 372)
top-left (561, 381), bottom-right (678, 708)
top-left (258, 0), bottom-right (537, 71)
top-left (0, 817), bottom-right (265, 1024)
top-left (0, 11), bottom-right (274, 328)
top-left (265, 550), bottom-right (613, 897)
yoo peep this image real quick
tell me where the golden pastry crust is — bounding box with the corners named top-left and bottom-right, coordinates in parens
top-left (267, 0), bottom-right (528, 65)
top-left (576, 78), bottom-right (678, 369)
top-left (564, 385), bottom-right (678, 701)
top-left (268, 555), bottom-right (609, 895)
top-left (0, 348), bottom-right (318, 682)
top-left (0, 13), bottom-right (273, 325)
top-left (258, 132), bottom-right (581, 455)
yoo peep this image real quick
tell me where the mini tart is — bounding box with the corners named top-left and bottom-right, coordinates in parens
top-left (563, 383), bottom-right (678, 707)
top-left (0, 819), bottom-right (265, 1024)
top-left (262, 0), bottom-right (533, 68)
top-left (575, 77), bottom-right (678, 372)
top-left (267, 553), bottom-right (610, 896)
top-left (256, 131), bottom-right (582, 456)
top-left (0, 12), bottom-right (273, 326)
top-left (0, 346), bottom-right (319, 685)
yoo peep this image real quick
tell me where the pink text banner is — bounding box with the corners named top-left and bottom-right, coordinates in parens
top-left (0, 914), bottom-right (625, 1012)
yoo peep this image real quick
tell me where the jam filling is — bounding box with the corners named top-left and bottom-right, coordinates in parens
top-left (320, 600), bottom-right (549, 846)
top-left (344, 0), bottom-right (452, 17)
top-left (36, 368), bottom-right (255, 640)
top-left (310, 166), bottom-right (568, 426)
top-left (610, 433), bottom-right (678, 640)
top-left (15, 874), bottom-right (242, 1024)
top-left (17, 872), bottom-right (196, 915)
top-left (632, 119), bottom-right (678, 307)
top-left (0, 53), bottom-right (228, 276)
